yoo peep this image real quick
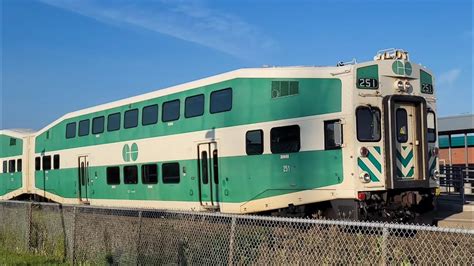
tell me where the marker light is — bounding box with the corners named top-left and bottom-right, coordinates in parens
top-left (395, 80), bottom-right (404, 91)
top-left (358, 192), bottom-right (367, 201)
top-left (404, 81), bottom-right (412, 91)
top-left (360, 172), bottom-right (371, 183)
top-left (360, 147), bottom-right (369, 157)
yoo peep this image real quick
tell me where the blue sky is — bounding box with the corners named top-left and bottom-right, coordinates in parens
top-left (1, 0), bottom-right (472, 130)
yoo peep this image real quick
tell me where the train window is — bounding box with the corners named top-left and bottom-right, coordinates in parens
top-left (78, 119), bottom-right (90, 137)
top-left (142, 104), bottom-right (158, 126)
top-left (270, 125), bottom-right (300, 154)
top-left (325, 120), bottom-right (343, 150)
top-left (427, 111), bottom-right (437, 143)
top-left (2, 161), bottom-right (6, 173)
top-left (53, 155), bottom-right (60, 169)
top-left (210, 88), bottom-right (232, 114)
top-left (271, 81), bottom-right (299, 98)
top-left (66, 122), bottom-right (76, 139)
top-left (162, 100), bottom-right (180, 122)
top-left (107, 167), bottom-right (120, 185)
top-left (396, 108), bottom-right (408, 143)
top-left (107, 113), bottom-right (121, 132)
top-left (185, 94), bottom-right (204, 118)
top-left (124, 109), bottom-right (139, 129)
top-left (8, 160), bottom-right (15, 173)
top-left (162, 162), bottom-right (180, 184)
top-left (17, 159), bottom-right (22, 172)
top-left (142, 164), bottom-right (158, 184)
top-left (9, 138), bottom-right (16, 146)
top-left (42, 156), bottom-right (52, 170)
top-left (123, 165), bottom-right (138, 184)
top-left (35, 157), bottom-right (41, 171)
top-left (356, 107), bottom-right (381, 142)
top-left (246, 130), bottom-right (264, 155)
top-left (92, 116), bottom-right (105, 134)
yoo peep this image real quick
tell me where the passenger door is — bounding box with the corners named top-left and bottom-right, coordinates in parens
top-left (78, 156), bottom-right (90, 203)
top-left (394, 103), bottom-right (419, 180)
top-left (197, 143), bottom-right (220, 209)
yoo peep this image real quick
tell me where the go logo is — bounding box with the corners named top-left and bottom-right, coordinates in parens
top-left (392, 60), bottom-right (412, 75)
top-left (122, 143), bottom-right (138, 162)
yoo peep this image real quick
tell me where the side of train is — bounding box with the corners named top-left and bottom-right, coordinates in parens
top-left (0, 49), bottom-right (440, 220)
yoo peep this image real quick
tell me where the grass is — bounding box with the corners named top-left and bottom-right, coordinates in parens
top-left (0, 248), bottom-right (68, 265)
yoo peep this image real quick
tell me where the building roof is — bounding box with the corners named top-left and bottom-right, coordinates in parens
top-left (438, 114), bottom-right (474, 134)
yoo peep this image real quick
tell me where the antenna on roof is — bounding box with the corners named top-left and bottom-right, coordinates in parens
top-left (336, 58), bottom-right (357, 67)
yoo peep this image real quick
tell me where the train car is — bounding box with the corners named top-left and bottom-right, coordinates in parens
top-left (27, 49), bottom-right (439, 221)
top-left (0, 129), bottom-right (35, 200)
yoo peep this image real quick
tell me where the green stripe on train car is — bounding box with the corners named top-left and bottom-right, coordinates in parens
top-left (34, 149), bottom-right (343, 203)
top-left (0, 172), bottom-right (22, 196)
top-left (35, 78), bottom-right (342, 153)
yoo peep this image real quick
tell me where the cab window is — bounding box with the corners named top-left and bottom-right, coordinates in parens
top-left (356, 107), bottom-right (381, 142)
top-left (427, 111), bottom-right (436, 143)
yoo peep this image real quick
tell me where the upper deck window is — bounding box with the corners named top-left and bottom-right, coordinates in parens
top-left (66, 122), bottom-right (76, 139)
top-left (210, 88), bottom-right (232, 114)
top-left (78, 119), bottom-right (90, 137)
top-left (142, 104), bottom-right (158, 126)
top-left (162, 100), bottom-right (180, 122)
top-left (107, 113), bottom-right (121, 132)
top-left (124, 109), bottom-right (139, 129)
top-left (356, 106), bottom-right (381, 142)
top-left (92, 116), bottom-right (105, 134)
top-left (185, 94), bottom-right (205, 118)
top-left (271, 81), bottom-right (299, 98)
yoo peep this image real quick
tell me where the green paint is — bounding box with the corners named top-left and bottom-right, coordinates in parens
top-left (122, 143), bottom-right (139, 162)
top-left (0, 135), bottom-right (23, 158)
top-left (367, 152), bottom-right (382, 172)
top-left (34, 149), bottom-right (343, 203)
top-left (391, 61), bottom-right (413, 76)
top-left (420, 70), bottom-right (433, 94)
top-left (373, 146), bottom-right (381, 155)
top-left (439, 135), bottom-right (474, 148)
top-left (0, 172), bottom-right (22, 196)
top-left (404, 62), bottom-right (412, 75)
top-left (36, 78), bottom-right (342, 153)
top-left (356, 65), bottom-right (379, 89)
top-left (396, 149), bottom-right (413, 168)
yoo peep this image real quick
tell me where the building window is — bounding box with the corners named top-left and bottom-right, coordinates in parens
top-left (123, 165), bottom-right (138, 184)
top-left (8, 160), bottom-right (15, 173)
top-left (35, 157), bottom-right (41, 171)
top-left (17, 159), bottom-right (22, 172)
top-left (427, 111), bottom-right (437, 143)
top-left (356, 107), bottom-right (381, 142)
top-left (324, 120), bottom-right (343, 150)
top-left (53, 155), bottom-right (60, 169)
top-left (270, 125), bottom-right (300, 154)
top-left (9, 138), bottom-right (16, 146)
top-left (162, 100), bottom-right (180, 122)
top-left (2, 161), bottom-right (7, 173)
top-left (396, 108), bottom-right (408, 143)
top-left (107, 113), bottom-right (121, 132)
top-left (78, 119), bottom-right (90, 137)
top-left (92, 116), bottom-right (105, 134)
top-left (142, 164), bottom-right (158, 184)
top-left (210, 88), bottom-right (232, 114)
top-left (107, 167), bottom-right (120, 185)
top-left (66, 122), bottom-right (76, 139)
top-left (246, 130), bottom-right (264, 155)
top-left (142, 104), bottom-right (158, 126)
top-left (185, 94), bottom-right (204, 118)
top-left (162, 163), bottom-right (180, 184)
top-left (42, 156), bottom-right (52, 170)
top-left (124, 109), bottom-right (139, 129)
top-left (271, 81), bottom-right (299, 98)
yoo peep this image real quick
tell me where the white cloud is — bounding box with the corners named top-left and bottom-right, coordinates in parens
top-left (38, 0), bottom-right (278, 61)
top-left (437, 68), bottom-right (461, 88)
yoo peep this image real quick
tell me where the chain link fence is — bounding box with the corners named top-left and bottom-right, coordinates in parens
top-left (0, 200), bottom-right (473, 265)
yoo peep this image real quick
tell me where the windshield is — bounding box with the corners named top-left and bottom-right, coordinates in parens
top-left (356, 106), bottom-right (381, 142)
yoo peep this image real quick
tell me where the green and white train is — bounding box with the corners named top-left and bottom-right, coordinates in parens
top-left (0, 49), bottom-right (440, 220)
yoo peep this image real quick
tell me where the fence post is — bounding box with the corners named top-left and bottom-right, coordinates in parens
top-left (26, 202), bottom-right (33, 252)
top-left (136, 210), bottom-right (142, 265)
top-left (227, 216), bottom-right (237, 265)
top-left (71, 206), bottom-right (77, 265)
top-left (381, 225), bottom-right (389, 265)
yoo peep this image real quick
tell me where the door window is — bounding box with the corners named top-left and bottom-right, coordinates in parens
top-left (427, 111), bottom-right (436, 143)
top-left (396, 108), bottom-right (408, 143)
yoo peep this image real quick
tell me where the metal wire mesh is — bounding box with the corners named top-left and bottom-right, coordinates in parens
top-left (0, 200), bottom-right (472, 265)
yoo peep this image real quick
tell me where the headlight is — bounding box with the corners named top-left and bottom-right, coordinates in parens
top-left (360, 147), bottom-right (369, 157)
top-left (404, 81), bottom-right (412, 91)
top-left (360, 172), bottom-right (371, 183)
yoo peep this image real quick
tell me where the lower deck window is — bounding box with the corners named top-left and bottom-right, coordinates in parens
top-left (42, 156), bottom-right (51, 171)
top-left (107, 167), bottom-right (120, 185)
top-left (53, 155), bottom-right (60, 169)
top-left (35, 157), bottom-right (41, 171)
top-left (142, 164), bottom-right (158, 184)
top-left (162, 163), bottom-right (180, 183)
top-left (270, 125), bottom-right (300, 154)
top-left (17, 159), bottom-right (22, 172)
top-left (124, 165), bottom-right (138, 184)
top-left (324, 120), bottom-right (343, 150)
top-left (2, 161), bottom-right (7, 173)
top-left (356, 106), bottom-right (381, 142)
top-left (8, 160), bottom-right (15, 173)
top-left (246, 130), bottom-right (264, 155)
